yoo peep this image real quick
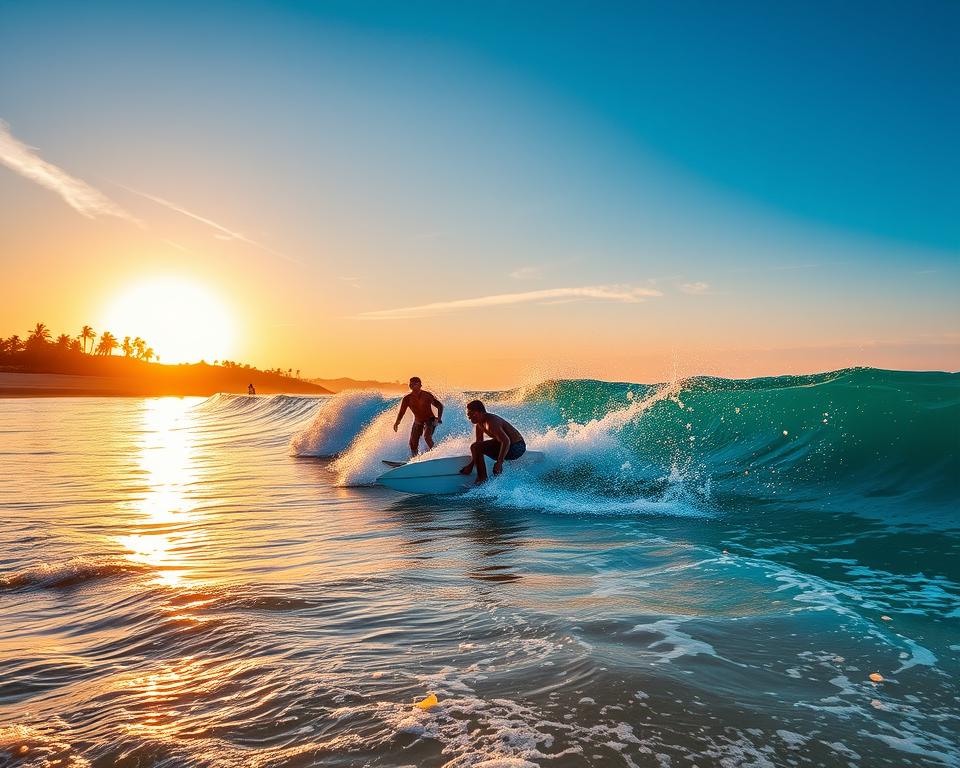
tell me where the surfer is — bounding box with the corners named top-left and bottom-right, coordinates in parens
top-left (459, 400), bottom-right (526, 483)
top-left (247, 383), bottom-right (256, 395)
top-left (393, 377), bottom-right (444, 456)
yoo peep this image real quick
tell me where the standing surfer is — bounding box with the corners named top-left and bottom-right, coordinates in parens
top-left (393, 377), bottom-right (444, 456)
top-left (459, 399), bottom-right (526, 483)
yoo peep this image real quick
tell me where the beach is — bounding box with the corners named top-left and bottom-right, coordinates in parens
top-left (1, 370), bottom-right (958, 767)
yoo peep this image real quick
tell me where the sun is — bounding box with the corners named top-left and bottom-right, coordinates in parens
top-left (101, 277), bottom-right (235, 364)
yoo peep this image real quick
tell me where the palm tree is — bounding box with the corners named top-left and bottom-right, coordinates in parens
top-left (133, 337), bottom-right (146, 360)
top-left (69, 338), bottom-right (82, 353)
top-left (24, 322), bottom-right (52, 353)
top-left (96, 331), bottom-right (118, 356)
top-left (80, 326), bottom-right (95, 354)
top-left (55, 333), bottom-right (72, 350)
top-left (121, 336), bottom-right (133, 358)
top-left (6, 335), bottom-right (23, 353)
top-left (28, 322), bottom-right (51, 344)
top-left (144, 347), bottom-right (155, 363)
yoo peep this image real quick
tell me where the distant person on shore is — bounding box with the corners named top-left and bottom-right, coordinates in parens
top-left (247, 383), bottom-right (256, 395)
top-left (393, 377), bottom-right (444, 456)
top-left (459, 400), bottom-right (526, 484)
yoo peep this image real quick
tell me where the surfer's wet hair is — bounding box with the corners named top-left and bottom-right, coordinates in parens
top-left (466, 399), bottom-right (486, 413)
top-left (409, 376), bottom-right (421, 385)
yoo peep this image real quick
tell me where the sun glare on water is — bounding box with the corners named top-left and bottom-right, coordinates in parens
top-left (102, 277), bottom-right (235, 364)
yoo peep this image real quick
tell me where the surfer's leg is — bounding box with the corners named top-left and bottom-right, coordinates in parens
top-left (473, 440), bottom-right (502, 482)
top-left (423, 419), bottom-right (436, 451)
top-left (409, 422), bottom-right (425, 456)
top-left (479, 440), bottom-right (502, 461)
top-left (471, 440), bottom-right (490, 482)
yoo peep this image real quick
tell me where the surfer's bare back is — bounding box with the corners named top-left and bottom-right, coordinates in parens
top-left (393, 376), bottom-right (444, 456)
top-left (459, 399), bottom-right (526, 483)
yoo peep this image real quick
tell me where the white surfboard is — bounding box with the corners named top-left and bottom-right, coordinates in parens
top-left (377, 451), bottom-right (544, 495)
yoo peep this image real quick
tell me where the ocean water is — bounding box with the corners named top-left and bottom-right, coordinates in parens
top-left (2, 368), bottom-right (959, 768)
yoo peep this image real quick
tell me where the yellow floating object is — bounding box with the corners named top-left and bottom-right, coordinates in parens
top-left (869, 673), bottom-right (884, 683)
top-left (415, 693), bottom-right (438, 710)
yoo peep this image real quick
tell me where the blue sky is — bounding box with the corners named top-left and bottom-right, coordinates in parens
top-left (0, 0), bottom-right (957, 383)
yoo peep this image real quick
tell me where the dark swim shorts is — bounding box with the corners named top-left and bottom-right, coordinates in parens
top-left (479, 439), bottom-right (526, 461)
top-left (411, 417), bottom-right (438, 441)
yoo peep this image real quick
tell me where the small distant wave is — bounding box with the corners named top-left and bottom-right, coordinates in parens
top-left (0, 556), bottom-right (150, 592)
top-left (197, 392), bottom-right (324, 423)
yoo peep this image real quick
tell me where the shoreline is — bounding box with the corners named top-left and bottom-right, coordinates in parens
top-left (0, 371), bottom-right (331, 398)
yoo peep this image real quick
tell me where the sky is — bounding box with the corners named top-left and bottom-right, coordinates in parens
top-left (1, 0), bottom-right (957, 387)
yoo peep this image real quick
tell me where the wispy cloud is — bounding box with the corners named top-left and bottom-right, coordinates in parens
top-left (118, 184), bottom-right (300, 264)
top-left (0, 119), bottom-right (139, 223)
top-left (679, 281), bottom-right (710, 295)
top-left (509, 265), bottom-right (543, 280)
top-left (161, 239), bottom-right (191, 253)
top-left (357, 284), bottom-right (661, 320)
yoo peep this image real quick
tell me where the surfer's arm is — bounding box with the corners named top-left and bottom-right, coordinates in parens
top-left (393, 396), bottom-right (409, 432)
top-left (432, 396), bottom-right (444, 423)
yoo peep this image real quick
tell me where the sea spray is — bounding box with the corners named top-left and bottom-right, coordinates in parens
top-left (332, 390), bottom-right (473, 485)
top-left (289, 390), bottom-right (392, 457)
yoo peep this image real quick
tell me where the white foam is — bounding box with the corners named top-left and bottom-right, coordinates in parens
top-left (289, 390), bottom-right (392, 457)
top-left (333, 391), bottom-right (471, 485)
top-left (628, 618), bottom-right (720, 664)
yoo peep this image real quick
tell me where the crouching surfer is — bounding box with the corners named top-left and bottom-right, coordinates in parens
top-left (459, 399), bottom-right (526, 484)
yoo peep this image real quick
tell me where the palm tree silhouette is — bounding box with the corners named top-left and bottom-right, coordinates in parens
top-left (80, 326), bottom-right (95, 354)
top-left (6, 335), bottom-right (23, 353)
top-left (133, 337), bottom-right (146, 360)
top-left (144, 347), bottom-right (155, 363)
top-left (28, 322), bottom-right (51, 344)
top-left (121, 336), bottom-right (133, 357)
top-left (55, 333), bottom-right (72, 350)
top-left (97, 331), bottom-right (119, 356)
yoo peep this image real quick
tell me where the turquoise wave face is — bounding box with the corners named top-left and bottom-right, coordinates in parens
top-left (500, 368), bottom-right (960, 515)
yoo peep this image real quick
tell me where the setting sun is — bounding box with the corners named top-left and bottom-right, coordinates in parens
top-left (101, 277), bottom-right (234, 364)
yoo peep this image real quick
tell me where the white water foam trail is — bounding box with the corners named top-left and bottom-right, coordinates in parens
top-left (332, 390), bottom-right (473, 485)
top-left (290, 390), bottom-right (393, 457)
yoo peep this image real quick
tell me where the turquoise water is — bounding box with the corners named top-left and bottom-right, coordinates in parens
top-left (1, 368), bottom-right (958, 767)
